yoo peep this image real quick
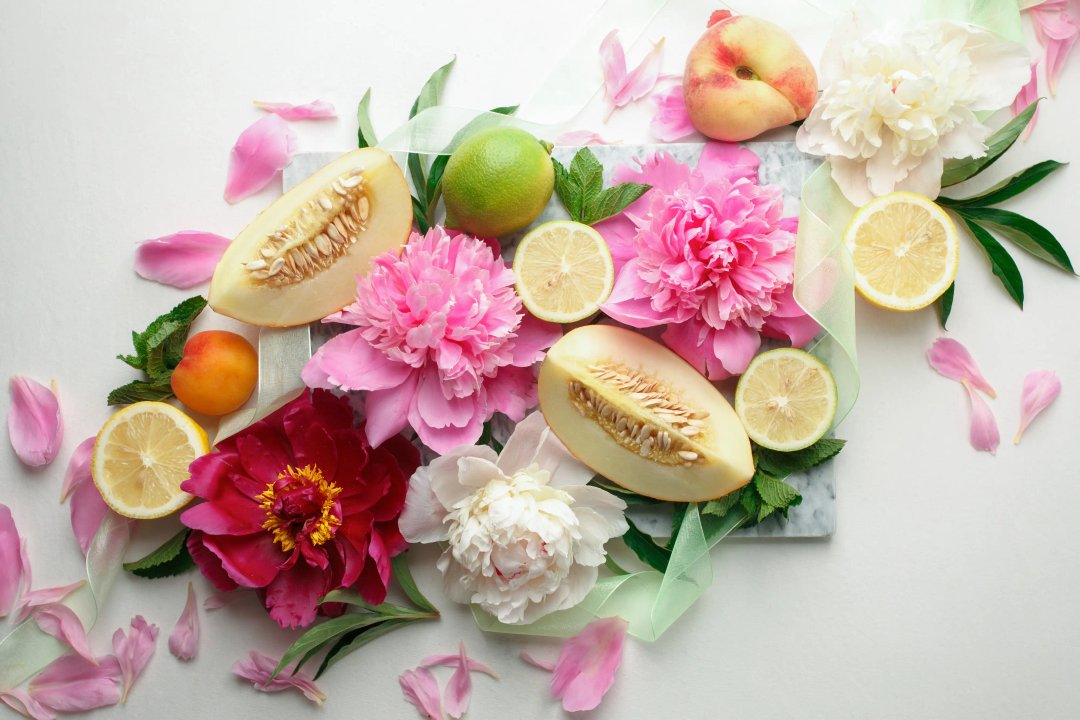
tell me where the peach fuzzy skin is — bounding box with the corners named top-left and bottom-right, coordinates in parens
top-left (683, 11), bottom-right (818, 142)
top-left (170, 330), bottom-right (258, 416)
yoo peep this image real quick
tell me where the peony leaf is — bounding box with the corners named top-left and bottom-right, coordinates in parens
top-left (588, 477), bottom-right (660, 506)
top-left (939, 160), bottom-right (1066, 209)
top-left (1015, 369), bottom-right (1062, 444)
top-left (271, 611), bottom-right (424, 680)
top-left (407, 58), bottom-right (456, 212)
top-left (356, 88), bottom-right (376, 149)
top-left (960, 217), bottom-right (1025, 308)
top-left (621, 517), bottom-right (670, 572)
top-left (315, 619), bottom-right (411, 679)
top-left (392, 554), bottom-right (438, 614)
top-left (957, 207), bottom-right (1074, 274)
top-left (941, 100), bottom-right (1041, 187)
top-left (122, 528), bottom-right (195, 579)
top-left (937, 282), bottom-right (956, 329)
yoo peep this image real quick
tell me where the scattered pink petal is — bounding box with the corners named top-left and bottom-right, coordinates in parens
top-left (600, 30), bottom-right (666, 116)
top-left (927, 338), bottom-right (996, 397)
top-left (1012, 61), bottom-right (1041, 140)
top-left (112, 615), bottom-right (159, 703)
top-left (551, 617), bottom-right (627, 712)
top-left (231, 651), bottom-right (326, 705)
top-left (964, 381), bottom-right (1001, 455)
top-left (444, 643), bottom-right (471, 720)
top-left (69, 471), bottom-right (111, 557)
top-left (1015, 369), bottom-right (1062, 444)
top-left (7, 376), bottom-right (63, 468)
top-left (1028, 0), bottom-right (1079, 96)
top-left (0, 689), bottom-right (55, 720)
top-left (16, 580), bottom-right (85, 621)
top-left (134, 231), bottom-right (232, 289)
top-left (420, 653), bottom-right (499, 678)
top-left (204, 592), bottom-right (237, 610)
top-left (223, 114), bottom-right (297, 204)
top-left (399, 667), bottom-right (443, 720)
top-left (520, 652), bottom-right (556, 672)
top-left (0, 504), bottom-right (27, 617)
top-left (168, 582), bottom-right (200, 661)
top-left (650, 83), bottom-right (695, 142)
top-left (554, 130), bottom-right (612, 145)
top-left (59, 437), bottom-right (94, 502)
top-left (27, 654), bottom-right (122, 714)
top-left (254, 99), bottom-right (337, 120)
top-left (34, 605), bottom-right (95, 663)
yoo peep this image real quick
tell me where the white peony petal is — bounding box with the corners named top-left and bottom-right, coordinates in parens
top-left (428, 445), bottom-right (499, 510)
top-left (398, 468), bottom-right (449, 544)
top-left (936, 21), bottom-right (1032, 110)
top-left (894, 148), bottom-right (945, 199)
top-left (829, 157), bottom-right (876, 207)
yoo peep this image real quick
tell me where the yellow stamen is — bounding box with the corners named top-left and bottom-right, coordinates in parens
top-left (257, 464), bottom-right (343, 552)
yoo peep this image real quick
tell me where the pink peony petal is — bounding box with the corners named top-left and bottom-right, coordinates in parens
top-left (16, 580), bottom-right (85, 621)
top-left (59, 437), bottom-right (94, 502)
top-left (550, 617), bottom-right (627, 712)
top-left (1015, 369), bottom-right (1062, 444)
top-left (134, 231), bottom-right (232, 289)
top-left (964, 381), bottom-right (1000, 455)
top-left (419, 653), bottom-right (499, 679)
top-left (1011, 61), bottom-right (1041, 140)
top-left (27, 654), bottom-right (122, 714)
top-left (34, 605), bottom-right (95, 663)
top-left (399, 667), bottom-right (443, 720)
top-left (555, 130), bottom-right (612, 145)
top-left (232, 651), bottom-right (326, 705)
top-left (69, 472), bottom-right (112, 557)
top-left (7, 376), bottom-right (63, 468)
top-left (0, 689), bottom-right (55, 720)
top-left (1029, 0), bottom-right (1079, 96)
top-left (927, 338), bottom-right (996, 397)
top-left (223, 114), bottom-right (297, 204)
top-left (0, 504), bottom-right (27, 617)
top-left (444, 643), bottom-right (472, 719)
top-left (601, 30), bottom-right (666, 113)
top-left (168, 582), bottom-right (200, 661)
top-left (253, 99), bottom-right (337, 120)
top-left (203, 592), bottom-right (236, 610)
top-left (650, 83), bottom-right (695, 142)
top-left (302, 328), bottom-right (412, 393)
top-left (112, 615), bottom-right (159, 703)
top-left (696, 141), bottom-right (761, 184)
top-left (520, 652), bottom-right (556, 672)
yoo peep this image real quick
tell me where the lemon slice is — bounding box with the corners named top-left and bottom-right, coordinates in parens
top-left (845, 192), bottom-right (958, 311)
top-left (734, 348), bottom-right (837, 452)
top-left (513, 220), bottom-right (615, 323)
top-left (92, 402), bottom-right (208, 519)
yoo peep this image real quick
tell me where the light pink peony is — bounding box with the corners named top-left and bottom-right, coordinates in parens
top-left (303, 227), bottom-right (561, 454)
top-left (597, 143), bottom-right (818, 380)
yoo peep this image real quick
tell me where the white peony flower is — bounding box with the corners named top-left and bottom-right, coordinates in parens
top-left (796, 17), bottom-right (1031, 206)
top-left (399, 411), bottom-right (628, 625)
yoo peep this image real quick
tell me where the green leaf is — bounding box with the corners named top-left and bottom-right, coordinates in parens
top-left (107, 379), bottom-right (173, 406)
top-left (392, 554), bottom-right (438, 614)
top-left (621, 517), bottom-right (670, 572)
top-left (408, 153), bottom-right (428, 210)
top-left (588, 477), bottom-right (660, 505)
top-left (958, 207), bottom-right (1074, 274)
top-left (739, 489), bottom-right (761, 520)
top-left (426, 155), bottom-right (449, 206)
top-left (409, 58), bottom-right (455, 120)
top-left (702, 490), bottom-right (743, 518)
top-left (942, 101), bottom-right (1040, 187)
top-left (755, 438), bottom-right (846, 478)
top-left (937, 282), bottom-right (955, 329)
top-left (569, 148), bottom-right (605, 208)
top-left (356, 88), bottom-right (376, 149)
top-left (477, 421), bottom-right (504, 454)
top-left (123, 529), bottom-right (195, 579)
top-left (552, 158), bottom-right (582, 221)
top-left (757, 502), bottom-right (777, 523)
top-left (314, 618), bottom-right (413, 679)
top-left (406, 58), bottom-right (456, 217)
top-left (940, 160), bottom-right (1066, 208)
top-left (272, 611), bottom-right (419, 680)
top-left (583, 182), bottom-right (650, 225)
top-left (960, 217), bottom-right (1025, 308)
top-left (666, 502), bottom-right (689, 551)
top-left (411, 196), bottom-right (430, 233)
top-left (753, 473), bottom-right (802, 512)
top-left (110, 296), bottom-right (207, 405)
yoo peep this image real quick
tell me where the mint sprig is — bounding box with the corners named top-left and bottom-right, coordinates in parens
top-left (123, 528), bottom-right (196, 579)
top-left (553, 148), bottom-right (650, 225)
top-left (108, 295), bottom-right (207, 405)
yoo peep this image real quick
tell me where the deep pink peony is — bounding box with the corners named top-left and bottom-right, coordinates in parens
top-left (597, 143), bottom-right (819, 380)
top-left (180, 390), bottom-right (419, 629)
top-left (302, 227), bottom-right (561, 454)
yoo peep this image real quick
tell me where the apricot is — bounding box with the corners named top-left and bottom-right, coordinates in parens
top-left (171, 331), bottom-right (258, 416)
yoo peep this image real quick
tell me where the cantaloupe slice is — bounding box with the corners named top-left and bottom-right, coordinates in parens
top-left (538, 325), bottom-right (754, 502)
top-left (209, 148), bottom-right (412, 327)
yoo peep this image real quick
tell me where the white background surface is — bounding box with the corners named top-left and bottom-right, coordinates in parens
top-left (2, 1), bottom-right (1079, 718)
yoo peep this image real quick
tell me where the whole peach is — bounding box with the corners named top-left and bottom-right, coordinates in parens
top-left (171, 330), bottom-right (258, 416)
top-left (683, 11), bottom-right (818, 142)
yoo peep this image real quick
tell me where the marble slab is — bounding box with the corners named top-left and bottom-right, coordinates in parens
top-left (284, 143), bottom-right (836, 539)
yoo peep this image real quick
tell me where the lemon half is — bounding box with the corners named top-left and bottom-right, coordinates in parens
top-left (734, 348), bottom-right (837, 452)
top-left (513, 220), bottom-right (615, 323)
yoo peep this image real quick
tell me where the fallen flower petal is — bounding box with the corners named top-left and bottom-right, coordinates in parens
top-left (224, 114), bottom-right (297, 204)
top-left (112, 615), bottom-right (159, 703)
top-left (444, 643), bottom-right (471, 720)
top-left (1012, 61), bottom-right (1040, 140)
top-left (134, 231), bottom-right (232, 289)
top-left (59, 437), bottom-right (94, 502)
top-left (1015, 369), bottom-right (1062, 444)
top-left (27, 654), bottom-right (122, 714)
top-left (231, 651), bottom-right (326, 705)
top-left (34, 605), bottom-right (95, 663)
top-left (927, 338), bottom-right (996, 397)
top-left (601, 30), bottom-right (665, 115)
top-left (399, 667), bottom-right (443, 720)
top-left (168, 582), bottom-right (200, 661)
top-left (203, 592), bottom-right (236, 610)
top-left (650, 83), bottom-right (695, 142)
top-left (8, 377), bottom-right (63, 468)
top-left (1028, 0), bottom-right (1079, 95)
top-left (0, 504), bottom-right (27, 617)
top-left (550, 617), bottom-right (627, 712)
top-left (69, 471), bottom-right (111, 557)
top-left (0, 689), bottom-right (55, 720)
top-left (520, 652), bottom-right (556, 672)
top-left (254, 99), bottom-right (337, 120)
top-left (420, 653), bottom-right (499, 678)
top-left (964, 381), bottom-right (1000, 455)
top-left (16, 580), bottom-right (85, 620)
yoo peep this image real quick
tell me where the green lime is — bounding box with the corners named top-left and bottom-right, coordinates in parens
top-left (441, 127), bottom-right (554, 238)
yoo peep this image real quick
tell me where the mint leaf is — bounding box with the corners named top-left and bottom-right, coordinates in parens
top-left (569, 148), bottom-right (604, 207)
top-left (123, 529), bottom-right (195, 579)
top-left (109, 296), bottom-right (206, 406)
top-left (740, 488), bottom-right (761, 519)
top-left (107, 379), bottom-right (173, 405)
top-left (356, 88), bottom-right (376, 149)
top-left (937, 282), bottom-right (955, 329)
top-left (583, 182), bottom-right (650, 225)
top-left (755, 438), bottom-right (846, 478)
top-left (553, 148), bottom-right (651, 226)
top-left (753, 472), bottom-right (802, 512)
top-left (552, 157), bottom-right (583, 220)
top-left (960, 216), bottom-right (1024, 308)
top-left (702, 490), bottom-right (743, 518)
top-left (942, 100), bottom-right (1040, 187)
top-left (621, 517), bottom-right (670, 572)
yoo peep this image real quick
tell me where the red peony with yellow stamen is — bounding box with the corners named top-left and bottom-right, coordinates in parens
top-left (180, 390), bottom-right (419, 628)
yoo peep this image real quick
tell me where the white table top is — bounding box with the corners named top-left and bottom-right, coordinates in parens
top-left (1, 1), bottom-right (1078, 718)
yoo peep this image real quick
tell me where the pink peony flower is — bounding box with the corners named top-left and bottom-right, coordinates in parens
top-left (180, 390), bottom-right (419, 629)
top-left (302, 227), bottom-right (561, 454)
top-left (597, 143), bottom-right (818, 379)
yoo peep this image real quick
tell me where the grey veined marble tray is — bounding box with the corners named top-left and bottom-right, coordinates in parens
top-left (284, 143), bottom-right (835, 539)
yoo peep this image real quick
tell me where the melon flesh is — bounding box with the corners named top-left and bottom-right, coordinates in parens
top-left (209, 147), bottom-right (412, 327)
top-left (538, 325), bottom-right (754, 502)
